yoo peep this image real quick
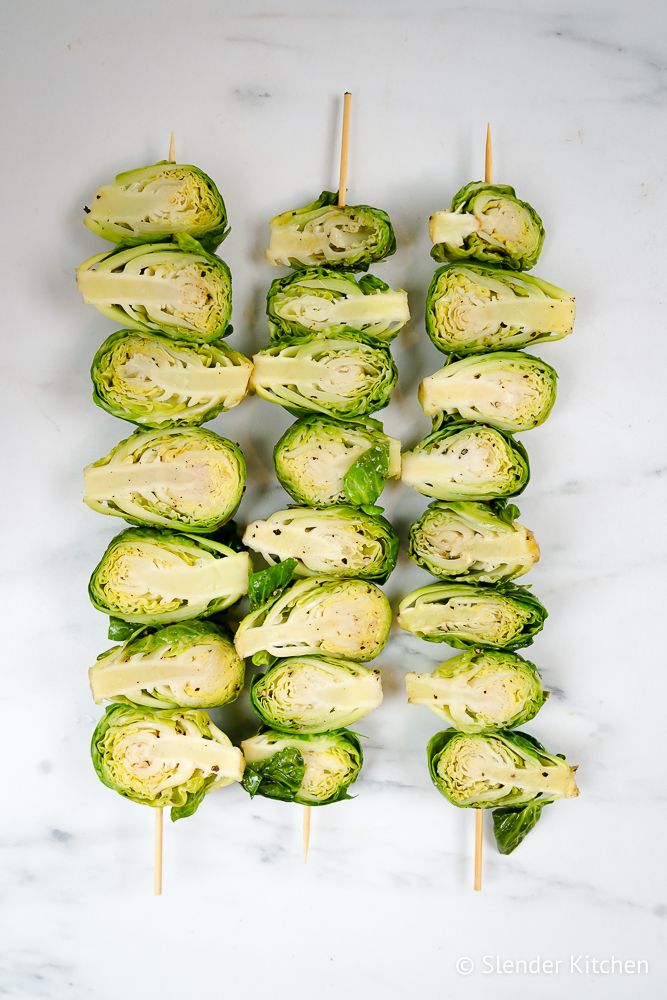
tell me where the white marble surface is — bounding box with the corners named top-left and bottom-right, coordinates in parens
top-left (3, 0), bottom-right (667, 996)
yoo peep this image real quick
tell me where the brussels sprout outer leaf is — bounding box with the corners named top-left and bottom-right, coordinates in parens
top-left (242, 747), bottom-right (306, 801)
top-left (343, 442), bottom-right (390, 507)
top-left (492, 800), bottom-right (547, 854)
top-left (108, 617), bottom-right (139, 641)
top-left (249, 560), bottom-right (298, 610)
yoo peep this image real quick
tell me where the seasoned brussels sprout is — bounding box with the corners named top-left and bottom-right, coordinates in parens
top-left (76, 235), bottom-right (232, 343)
top-left (241, 729), bottom-right (363, 805)
top-left (251, 655), bottom-right (382, 733)
top-left (429, 182), bottom-right (544, 269)
top-left (420, 353), bottom-right (557, 434)
top-left (405, 648), bottom-right (546, 732)
top-left (91, 703), bottom-right (244, 820)
top-left (426, 264), bottom-right (575, 355)
top-left (251, 334), bottom-right (397, 418)
top-left (83, 161), bottom-right (229, 250)
top-left (397, 582), bottom-right (547, 650)
top-left (408, 500), bottom-right (539, 583)
top-left (235, 576), bottom-right (392, 666)
top-left (428, 729), bottom-right (578, 852)
top-left (84, 427), bottom-right (246, 533)
top-left (243, 506), bottom-right (398, 583)
top-left (274, 415), bottom-right (401, 508)
top-left (266, 191), bottom-right (396, 271)
top-left (267, 268), bottom-right (409, 344)
top-left (401, 421), bottom-right (529, 502)
top-left (89, 527), bottom-right (250, 627)
top-left (89, 621), bottom-right (244, 709)
top-left (91, 330), bottom-right (252, 428)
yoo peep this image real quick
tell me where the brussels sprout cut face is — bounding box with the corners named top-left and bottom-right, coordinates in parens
top-left (83, 162), bottom-right (229, 250)
top-left (429, 182), bottom-right (544, 270)
top-left (420, 353), bottom-right (557, 434)
top-left (251, 656), bottom-right (383, 733)
top-left (397, 582), bottom-right (547, 650)
top-left (89, 621), bottom-right (245, 709)
top-left (401, 422), bottom-right (529, 502)
top-left (89, 527), bottom-right (250, 625)
top-left (84, 427), bottom-right (246, 533)
top-left (91, 704), bottom-right (244, 820)
top-left (266, 191), bottom-right (396, 271)
top-left (91, 330), bottom-right (252, 428)
top-left (427, 729), bottom-right (578, 809)
top-left (76, 236), bottom-right (232, 343)
top-left (408, 501), bottom-right (539, 583)
top-left (241, 729), bottom-right (363, 805)
top-left (426, 264), bottom-right (575, 355)
top-left (235, 577), bottom-right (392, 665)
top-left (251, 335), bottom-right (397, 418)
top-left (243, 506), bottom-right (399, 583)
top-left (274, 416), bottom-right (401, 507)
top-left (267, 268), bottom-right (409, 344)
top-left (406, 648), bottom-right (546, 732)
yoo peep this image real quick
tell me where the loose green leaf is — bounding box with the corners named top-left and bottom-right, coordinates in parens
top-left (248, 559), bottom-right (298, 610)
top-left (241, 747), bottom-right (306, 801)
top-left (343, 443), bottom-right (390, 506)
top-left (492, 800), bottom-right (548, 854)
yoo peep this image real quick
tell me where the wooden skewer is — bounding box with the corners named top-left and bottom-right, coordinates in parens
top-left (473, 123), bottom-right (493, 894)
top-left (152, 130), bottom-right (177, 897)
top-left (302, 93), bottom-right (352, 864)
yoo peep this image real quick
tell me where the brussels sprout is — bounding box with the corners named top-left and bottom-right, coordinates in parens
top-left (243, 506), bottom-right (398, 583)
top-left (91, 703), bottom-right (244, 820)
top-left (426, 264), bottom-right (575, 355)
top-left (401, 421), bottom-right (529, 502)
top-left (241, 729), bottom-right (363, 805)
top-left (266, 268), bottom-right (409, 344)
top-left (89, 527), bottom-right (250, 627)
top-left (251, 655), bottom-right (382, 733)
top-left (266, 191), bottom-right (396, 271)
top-left (405, 648), bottom-right (546, 732)
top-left (408, 500), bottom-right (539, 583)
top-left (428, 729), bottom-right (578, 852)
top-left (251, 334), bottom-right (397, 419)
top-left (89, 621), bottom-right (244, 709)
top-left (76, 235), bottom-right (232, 343)
top-left (235, 576), bottom-right (392, 666)
top-left (91, 330), bottom-right (252, 428)
top-left (274, 415), bottom-right (401, 508)
top-left (420, 353), bottom-right (557, 434)
top-left (83, 161), bottom-right (229, 250)
top-left (84, 427), bottom-right (246, 533)
top-left (429, 182), bottom-right (544, 270)
top-left (397, 582), bottom-right (547, 650)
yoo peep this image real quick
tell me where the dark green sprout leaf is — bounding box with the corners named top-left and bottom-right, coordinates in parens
top-left (242, 747), bottom-right (306, 801)
top-left (249, 559), bottom-right (298, 610)
top-left (171, 787), bottom-right (207, 822)
top-left (343, 442), bottom-right (390, 507)
top-left (108, 617), bottom-right (138, 641)
top-left (492, 800), bottom-right (548, 854)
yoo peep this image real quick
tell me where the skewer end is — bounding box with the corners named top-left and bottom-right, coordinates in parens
top-left (168, 131), bottom-right (176, 163)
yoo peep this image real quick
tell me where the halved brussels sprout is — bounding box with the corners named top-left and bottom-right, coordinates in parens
top-left (408, 500), bottom-right (539, 583)
top-left (401, 421), bottom-right (529, 502)
top-left (406, 648), bottom-right (546, 731)
top-left (274, 416), bottom-right (401, 508)
top-left (429, 182), bottom-right (544, 270)
top-left (83, 161), bottom-right (229, 250)
top-left (89, 527), bottom-right (250, 626)
top-left (89, 621), bottom-right (245, 709)
top-left (91, 703), bottom-right (244, 820)
top-left (241, 729), bottom-right (363, 805)
top-left (428, 729), bottom-right (578, 852)
top-left (426, 264), bottom-right (575, 355)
top-left (397, 582), bottom-right (547, 650)
top-left (76, 235), bottom-right (232, 343)
top-left (266, 191), bottom-right (396, 271)
top-left (243, 506), bottom-right (398, 583)
top-left (84, 427), bottom-right (246, 533)
top-left (235, 576), bottom-right (392, 666)
top-left (251, 334), bottom-right (397, 418)
top-left (91, 330), bottom-right (252, 428)
top-left (420, 353), bottom-right (557, 433)
top-left (267, 268), bottom-right (409, 344)
top-left (251, 655), bottom-right (382, 733)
